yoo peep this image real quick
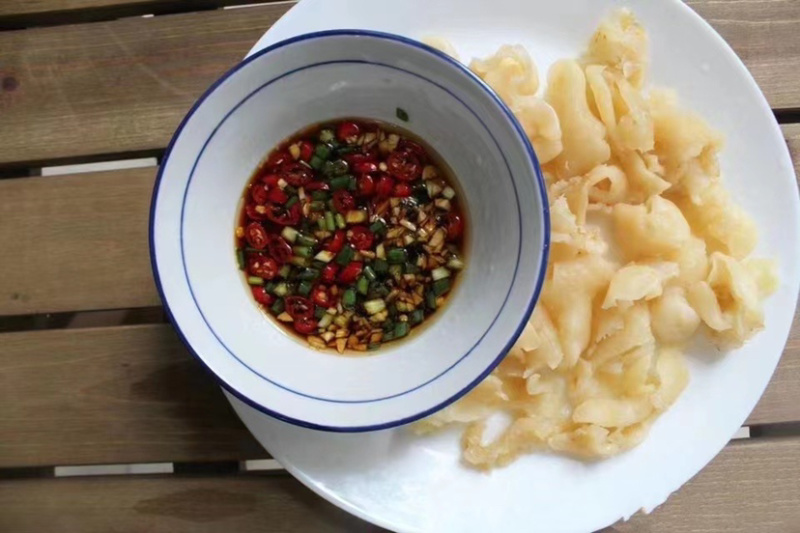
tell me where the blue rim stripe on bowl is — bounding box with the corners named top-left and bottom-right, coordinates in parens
top-left (150, 29), bottom-right (550, 432)
top-left (182, 60), bottom-right (521, 402)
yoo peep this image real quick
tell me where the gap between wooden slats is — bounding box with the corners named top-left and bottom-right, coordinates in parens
top-left (1, 438), bottom-right (799, 533)
top-left (0, 1), bottom-right (289, 31)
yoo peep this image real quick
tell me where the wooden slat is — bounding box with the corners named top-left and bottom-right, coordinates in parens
top-left (0, 0), bottom-right (272, 18)
top-left (0, 439), bottom-right (798, 532)
top-left (0, 324), bottom-right (266, 468)
top-left (0, 4), bottom-right (292, 168)
top-left (747, 307), bottom-right (800, 425)
top-left (613, 438), bottom-right (800, 532)
top-left (687, 0), bottom-right (800, 111)
top-left (0, 1), bottom-right (281, 31)
top-left (0, 2), bottom-right (799, 168)
top-left (0, 320), bottom-right (797, 469)
top-left (0, 167), bottom-right (160, 315)
top-left (0, 473), bottom-right (380, 533)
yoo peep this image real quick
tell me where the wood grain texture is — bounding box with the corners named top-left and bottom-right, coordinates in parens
top-left (0, 1), bottom-right (799, 167)
top-left (0, 4), bottom-right (292, 168)
top-left (0, 167), bottom-right (161, 315)
top-left (0, 439), bottom-right (798, 533)
top-left (0, 320), bottom-right (797, 469)
top-left (0, 0), bottom-right (273, 17)
top-left (0, 324), bottom-right (267, 468)
top-left (687, 0), bottom-right (800, 111)
top-left (614, 438), bottom-right (800, 532)
top-left (747, 306), bottom-right (800, 425)
top-left (0, 473), bottom-right (381, 533)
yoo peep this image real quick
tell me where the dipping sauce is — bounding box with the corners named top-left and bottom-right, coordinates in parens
top-left (236, 119), bottom-right (467, 353)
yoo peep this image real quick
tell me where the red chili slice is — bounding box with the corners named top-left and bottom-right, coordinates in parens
top-left (386, 148), bottom-right (422, 182)
top-left (293, 316), bottom-right (319, 335)
top-left (348, 226), bottom-right (374, 251)
top-left (326, 230), bottom-right (346, 253)
top-left (399, 139), bottom-right (428, 163)
top-left (260, 173), bottom-right (280, 188)
top-left (311, 285), bottom-right (332, 307)
top-left (266, 150), bottom-right (291, 169)
top-left (393, 183), bottom-right (412, 198)
top-left (304, 181), bottom-right (330, 192)
top-left (268, 235), bottom-right (293, 264)
top-left (280, 162), bottom-right (313, 187)
top-left (338, 261), bottom-right (363, 284)
top-left (251, 286), bottom-right (275, 306)
top-left (357, 175), bottom-right (375, 197)
top-left (245, 222), bottom-right (269, 249)
top-left (445, 211), bottom-right (464, 241)
top-left (344, 152), bottom-right (378, 166)
top-left (265, 203), bottom-right (301, 226)
top-left (337, 122), bottom-right (360, 143)
top-left (250, 183), bottom-right (269, 204)
top-left (299, 141), bottom-right (315, 162)
top-left (332, 190), bottom-right (355, 214)
top-left (247, 255), bottom-right (279, 279)
top-left (375, 174), bottom-right (395, 197)
top-left (321, 263), bottom-right (339, 283)
top-left (267, 188), bottom-right (288, 204)
top-left (285, 296), bottom-right (314, 319)
top-left (353, 161), bottom-right (378, 174)
top-left (245, 203), bottom-right (269, 221)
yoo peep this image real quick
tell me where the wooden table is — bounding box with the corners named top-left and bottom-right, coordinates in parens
top-left (0, 1), bottom-right (798, 531)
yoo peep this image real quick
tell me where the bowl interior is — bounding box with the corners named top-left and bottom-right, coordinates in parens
top-left (152, 31), bottom-right (548, 429)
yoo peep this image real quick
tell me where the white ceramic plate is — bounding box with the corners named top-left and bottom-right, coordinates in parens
top-left (224, 0), bottom-right (800, 531)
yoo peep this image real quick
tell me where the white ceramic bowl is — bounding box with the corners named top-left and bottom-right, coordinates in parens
top-left (150, 30), bottom-right (549, 431)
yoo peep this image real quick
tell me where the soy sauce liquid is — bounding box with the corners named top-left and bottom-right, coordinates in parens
top-left (236, 118), bottom-right (468, 353)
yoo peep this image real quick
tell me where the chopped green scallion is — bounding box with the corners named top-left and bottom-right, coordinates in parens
top-left (236, 249), bottom-right (245, 271)
top-left (324, 211), bottom-right (336, 231)
top-left (314, 143), bottom-right (332, 160)
top-left (247, 276), bottom-right (264, 286)
top-left (433, 278), bottom-right (451, 297)
top-left (270, 298), bottom-right (285, 315)
top-left (394, 322), bottom-right (410, 338)
top-left (335, 246), bottom-right (355, 266)
top-left (273, 283), bottom-right (289, 297)
top-left (318, 313), bottom-right (334, 329)
top-left (292, 246), bottom-right (313, 258)
top-left (281, 227), bottom-right (299, 243)
top-left (426, 290), bottom-right (437, 310)
top-left (311, 190), bottom-right (329, 201)
top-left (342, 288), bottom-right (357, 309)
top-left (296, 268), bottom-right (320, 281)
top-left (364, 299), bottom-right (387, 315)
top-left (330, 176), bottom-right (351, 191)
top-left (298, 281), bottom-right (313, 297)
top-left (409, 309), bottom-right (425, 325)
top-left (373, 259), bottom-right (389, 274)
top-left (369, 220), bottom-right (387, 235)
top-left (296, 234), bottom-right (317, 247)
top-left (309, 155), bottom-right (324, 170)
top-left (356, 276), bottom-right (370, 295)
top-left (387, 248), bottom-right (407, 264)
top-left (289, 256), bottom-right (310, 268)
